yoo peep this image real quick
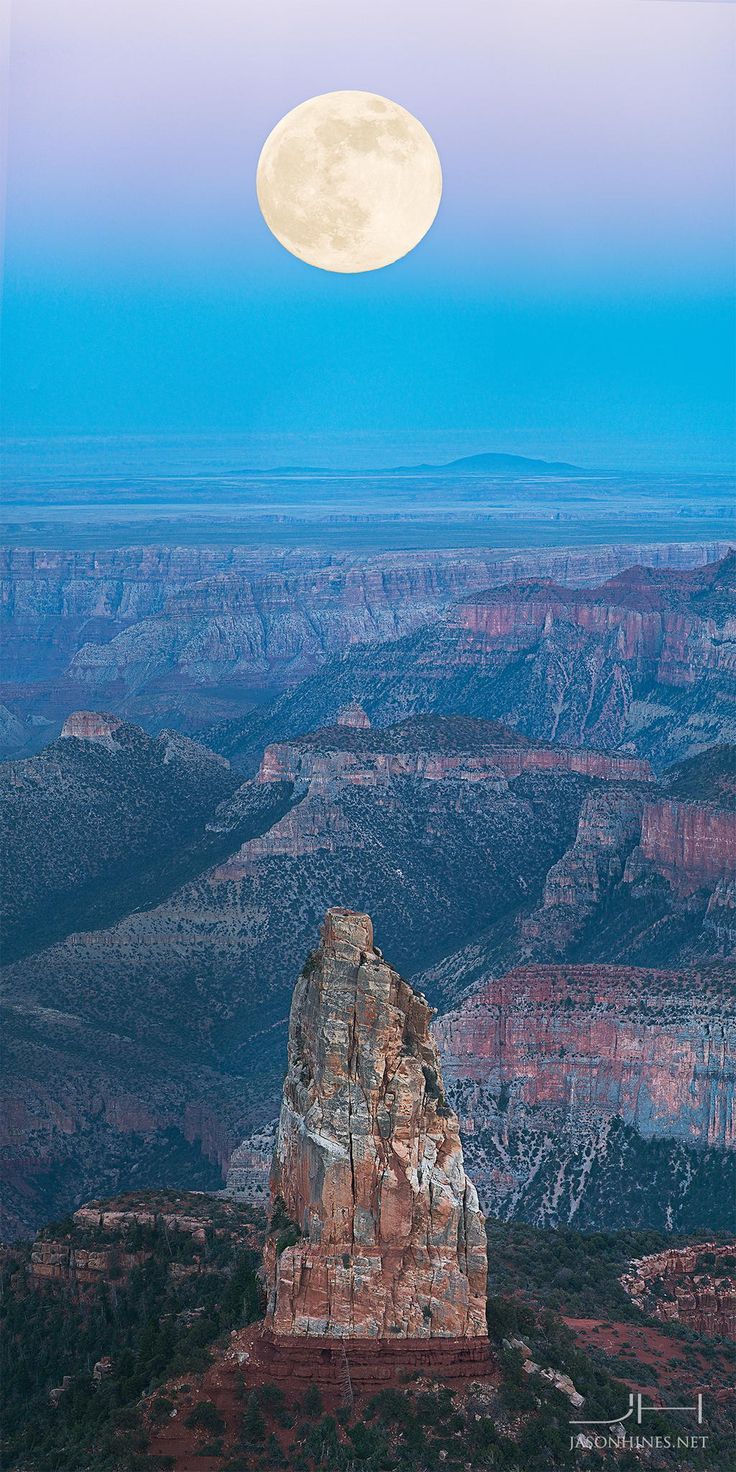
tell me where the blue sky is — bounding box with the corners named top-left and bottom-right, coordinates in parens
top-left (2, 0), bottom-right (734, 469)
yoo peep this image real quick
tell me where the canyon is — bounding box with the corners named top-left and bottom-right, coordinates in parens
top-left (1, 550), bottom-right (734, 1247)
top-left (0, 540), bottom-right (729, 757)
top-left (1, 701), bottom-right (733, 1239)
top-left (215, 551), bottom-right (736, 773)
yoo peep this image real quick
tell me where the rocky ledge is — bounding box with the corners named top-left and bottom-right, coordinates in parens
top-left (257, 717), bottom-right (653, 788)
top-left (264, 909), bottom-right (489, 1340)
top-left (621, 1244), bottom-right (736, 1339)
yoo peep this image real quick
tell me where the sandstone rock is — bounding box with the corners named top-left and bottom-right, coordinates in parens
top-left (257, 727), bottom-right (651, 791)
top-left (621, 1244), bottom-right (736, 1339)
top-left (437, 962), bottom-right (736, 1228)
top-left (631, 798), bottom-right (736, 894)
top-left (224, 1124), bottom-right (274, 1206)
top-left (265, 909), bottom-right (488, 1339)
top-left (49, 1376), bottom-right (72, 1407)
top-left (336, 702), bottom-right (371, 729)
top-left (59, 711), bottom-right (124, 747)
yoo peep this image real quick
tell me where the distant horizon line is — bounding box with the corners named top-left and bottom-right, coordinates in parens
top-left (2, 433), bottom-right (734, 481)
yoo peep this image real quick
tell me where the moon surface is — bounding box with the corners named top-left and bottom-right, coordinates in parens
top-left (256, 91), bottom-right (442, 273)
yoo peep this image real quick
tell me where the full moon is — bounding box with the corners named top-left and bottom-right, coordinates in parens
top-left (256, 91), bottom-right (442, 273)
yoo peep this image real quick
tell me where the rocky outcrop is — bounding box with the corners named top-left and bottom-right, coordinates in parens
top-left (622, 1245), bottom-right (736, 1339)
top-left (336, 702), bottom-right (371, 729)
top-left (257, 729), bottom-right (652, 790)
top-left (224, 1125), bottom-right (274, 1207)
top-left (26, 1192), bottom-right (259, 1293)
top-left (60, 710), bottom-right (124, 746)
top-left (520, 791), bottom-right (646, 953)
top-left (264, 909), bottom-right (488, 1339)
top-left (1, 717), bottom-right (590, 1238)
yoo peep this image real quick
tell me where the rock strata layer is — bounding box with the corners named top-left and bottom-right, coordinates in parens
top-left (265, 908), bottom-right (488, 1338)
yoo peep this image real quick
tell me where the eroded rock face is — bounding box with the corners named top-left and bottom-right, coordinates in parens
top-left (436, 962), bottom-right (736, 1229)
top-left (60, 711), bottom-right (124, 746)
top-left (336, 701), bottom-right (371, 729)
top-left (621, 1245), bottom-right (736, 1339)
top-left (265, 908), bottom-right (488, 1339)
top-left (633, 799), bottom-right (736, 894)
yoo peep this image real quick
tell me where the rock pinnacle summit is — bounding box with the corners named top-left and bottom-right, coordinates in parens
top-left (265, 908), bottom-right (488, 1339)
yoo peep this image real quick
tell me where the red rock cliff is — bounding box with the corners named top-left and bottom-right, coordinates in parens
top-left (437, 964), bottom-right (736, 1152)
top-left (257, 738), bottom-right (651, 788)
top-left (634, 800), bottom-right (736, 893)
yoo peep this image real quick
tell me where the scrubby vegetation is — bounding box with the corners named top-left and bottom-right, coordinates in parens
top-left (0, 1207), bottom-right (262, 1472)
top-left (2, 1206), bottom-right (734, 1471)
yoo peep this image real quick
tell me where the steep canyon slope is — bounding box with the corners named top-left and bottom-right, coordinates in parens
top-left (0, 714), bottom-right (291, 962)
top-left (2, 702), bottom-right (733, 1238)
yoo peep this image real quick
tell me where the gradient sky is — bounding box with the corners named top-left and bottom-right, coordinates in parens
top-left (2, 0), bottom-right (734, 468)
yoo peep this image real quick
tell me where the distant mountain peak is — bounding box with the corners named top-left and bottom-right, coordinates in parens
top-left (394, 451), bottom-right (583, 475)
top-left (257, 450), bottom-right (583, 475)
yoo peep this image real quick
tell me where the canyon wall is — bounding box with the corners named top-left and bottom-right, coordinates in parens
top-left (257, 739), bottom-right (653, 788)
top-left (634, 800), bottom-right (736, 893)
top-left (1, 541), bottom-right (728, 753)
top-left (438, 965), bottom-right (735, 1150)
top-left (436, 963), bottom-right (736, 1229)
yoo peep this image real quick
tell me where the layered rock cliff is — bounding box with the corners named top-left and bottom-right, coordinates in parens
top-left (1, 542), bottom-right (727, 755)
top-left (217, 553), bottom-right (736, 772)
top-left (630, 799), bottom-right (736, 894)
top-left (257, 719), bottom-right (652, 789)
top-left (264, 909), bottom-right (488, 1339)
top-left (436, 962), bottom-right (736, 1230)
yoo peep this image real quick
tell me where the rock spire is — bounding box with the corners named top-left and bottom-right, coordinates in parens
top-left (265, 908), bottom-right (488, 1338)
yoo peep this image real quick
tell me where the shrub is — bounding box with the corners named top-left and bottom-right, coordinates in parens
top-left (149, 1396), bottom-right (175, 1424)
top-left (241, 1391), bottom-right (266, 1444)
top-left (275, 1225), bottom-right (300, 1256)
top-left (302, 1382), bottom-right (324, 1417)
top-left (184, 1400), bottom-right (225, 1436)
